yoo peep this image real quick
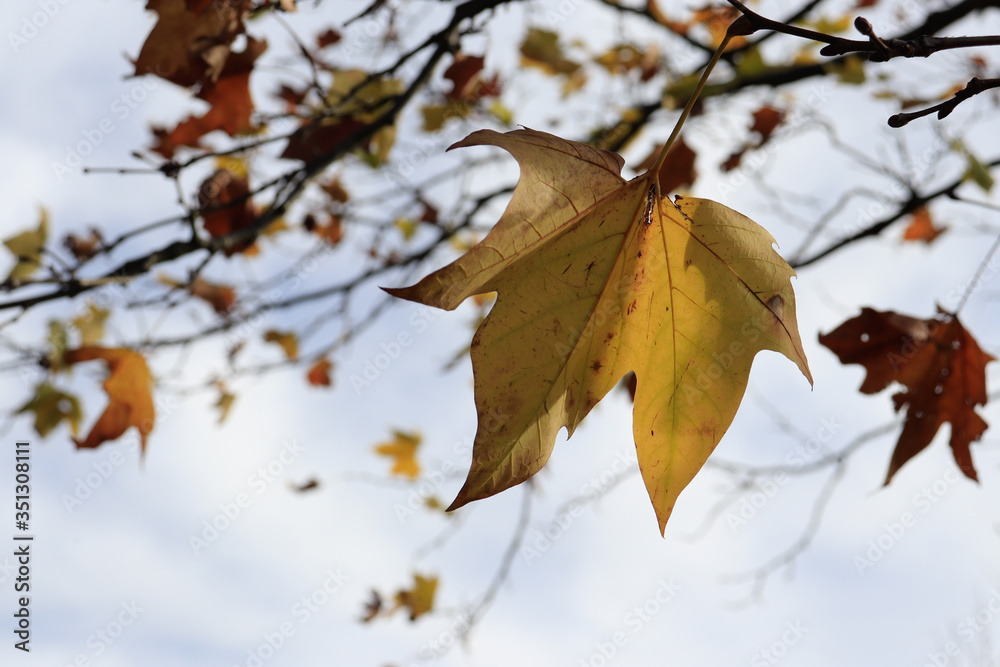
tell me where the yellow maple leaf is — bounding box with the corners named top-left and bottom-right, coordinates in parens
top-left (71, 303), bottom-right (110, 345)
top-left (374, 430), bottom-right (421, 479)
top-left (392, 573), bottom-right (438, 621)
top-left (63, 346), bottom-right (156, 454)
top-left (385, 128), bottom-right (811, 534)
top-left (4, 207), bottom-right (48, 281)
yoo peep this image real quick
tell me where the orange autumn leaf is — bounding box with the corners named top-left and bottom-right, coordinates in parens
top-left (902, 206), bottom-right (947, 244)
top-left (152, 37), bottom-right (266, 157)
top-left (306, 358), bottom-right (333, 387)
top-left (64, 347), bottom-right (156, 453)
top-left (819, 308), bottom-right (993, 483)
top-left (374, 430), bottom-right (421, 479)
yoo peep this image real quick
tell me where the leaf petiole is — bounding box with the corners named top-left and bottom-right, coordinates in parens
top-left (651, 17), bottom-right (755, 196)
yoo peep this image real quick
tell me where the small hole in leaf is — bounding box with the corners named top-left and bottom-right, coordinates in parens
top-left (860, 332), bottom-right (870, 342)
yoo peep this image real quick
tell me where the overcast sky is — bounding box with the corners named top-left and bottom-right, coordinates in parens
top-left (2, 1), bottom-right (1000, 666)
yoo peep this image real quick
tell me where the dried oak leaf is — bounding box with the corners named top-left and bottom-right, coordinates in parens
top-left (385, 128), bottom-right (811, 533)
top-left (819, 308), bottom-right (993, 483)
top-left (64, 347), bottom-right (156, 453)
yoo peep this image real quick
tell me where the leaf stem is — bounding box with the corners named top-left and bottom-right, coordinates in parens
top-left (651, 33), bottom-right (733, 196)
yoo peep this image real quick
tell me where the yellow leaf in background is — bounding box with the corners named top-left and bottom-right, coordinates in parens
top-left (64, 346), bottom-right (156, 453)
top-left (392, 573), bottom-right (438, 621)
top-left (488, 100), bottom-right (513, 126)
top-left (825, 55), bottom-right (866, 84)
top-left (4, 207), bottom-right (48, 281)
top-left (385, 128), bottom-right (811, 534)
top-left (46, 321), bottom-right (69, 372)
top-left (372, 124), bottom-right (396, 165)
top-left (395, 218), bottom-right (419, 241)
top-left (421, 104), bottom-right (447, 133)
top-left (71, 303), bottom-right (110, 345)
top-left (214, 383), bottom-right (236, 424)
top-left (374, 430), bottom-right (421, 479)
top-left (448, 232), bottom-right (479, 253)
top-left (519, 28), bottom-right (580, 76)
top-left (16, 383), bottom-right (82, 437)
top-left (263, 330), bottom-right (298, 360)
top-left (965, 152), bottom-right (995, 193)
top-left (214, 155), bottom-right (248, 178)
top-left (801, 15), bottom-right (853, 34)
